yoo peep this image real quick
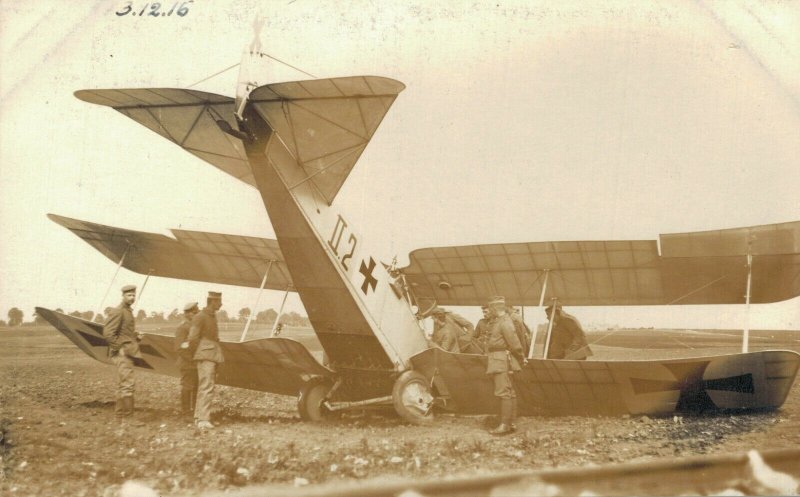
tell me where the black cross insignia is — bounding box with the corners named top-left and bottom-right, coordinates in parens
top-left (630, 361), bottom-right (754, 411)
top-left (359, 257), bottom-right (378, 294)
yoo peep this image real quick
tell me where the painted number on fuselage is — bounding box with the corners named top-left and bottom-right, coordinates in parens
top-left (327, 214), bottom-right (358, 271)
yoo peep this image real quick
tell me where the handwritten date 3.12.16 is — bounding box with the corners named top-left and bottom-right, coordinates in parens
top-left (116, 1), bottom-right (193, 17)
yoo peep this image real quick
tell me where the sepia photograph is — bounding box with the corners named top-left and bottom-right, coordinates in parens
top-left (1, 1), bottom-right (799, 496)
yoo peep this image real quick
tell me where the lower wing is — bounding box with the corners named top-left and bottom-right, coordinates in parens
top-left (35, 307), bottom-right (331, 396)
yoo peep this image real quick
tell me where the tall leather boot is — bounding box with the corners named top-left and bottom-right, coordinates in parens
top-left (510, 398), bottom-right (518, 432)
top-left (488, 399), bottom-right (514, 435)
top-left (180, 390), bottom-right (191, 416)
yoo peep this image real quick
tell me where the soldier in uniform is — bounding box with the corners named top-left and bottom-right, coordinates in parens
top-left (103, 284), bottom-right (141, 417)
top-left (485, 296), bottom-right (526, 435)
top-left (544, 303), bottom-right (593, 360)
top-left (430, 308), bottom-right (460, 353)
top-left (508, 307), bottom-right (532, 355)
top-left (175, 301), bottom-right (200, 418)
top-left (432, 307), bottom-right (481, 353)
top-left (188, 291), bottom-right (225, 429)
top-left (473, 305), bottom-right (492, 352)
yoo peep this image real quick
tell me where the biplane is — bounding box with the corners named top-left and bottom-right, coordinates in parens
top-left (37, 50), bottom-right (800, 423)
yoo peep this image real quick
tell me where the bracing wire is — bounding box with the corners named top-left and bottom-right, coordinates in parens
top-left (187, 51), bottom-right (317, 89)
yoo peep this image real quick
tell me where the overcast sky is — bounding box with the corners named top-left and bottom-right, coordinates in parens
top-left (1, 0), bottom-right (798, 331)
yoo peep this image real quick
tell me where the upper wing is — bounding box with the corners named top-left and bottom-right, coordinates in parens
top-left (74, 88), bottom-right (254, 185)
top-left (35, 307), bottom-right (331, 396)
top-left (400, 221), bottom-right (800, 306)
top-left (75, 77), bottom-right (405, 205)
top-left (49, 213), bottom-right (293, 290)
top-left (248, 76), bottom-right (405, 205)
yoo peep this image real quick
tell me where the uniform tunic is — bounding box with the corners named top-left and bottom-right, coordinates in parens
top-left (175, 317), bottom-right (198, 408)
top-left (432, 319), bottom-right (461, 353)
top-left (485, 314), bottom-right (524, 399)
top-left (189, 307), bottom-right (224, 422)
top-left (547, 311), bottom-right (593, 360)
top-left (103, 302), bottom-right (140, 399)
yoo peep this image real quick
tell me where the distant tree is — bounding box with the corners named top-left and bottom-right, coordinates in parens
top-left (69, 310), bottom-right (82, 318)
top-left (217, 310), bottom-right (230, 322)
top-left (256, 308), bottom-right (277, 323)
top-left (33, 312), bottom-right (47, 325)
top-left (135, 309), bottom-right (147, 322)
top-left (148, 311), bottom-right (165, 323)
top-left (94, 314), bottom-right (105, 323)
top-left (238, 307), bottom-right (251, 322)
top-left (0, 319), bottom-right (7, 327)
top-left (55, 308), bottom-right (64, 314)
top-left (81, 311), bottom-right (95, 322)
top-left (104, 306), bottom-right (115, 317)
top-left (7, 308), bottom-right (23, 326)
top-left (167, 308), bottom-right (180, 322)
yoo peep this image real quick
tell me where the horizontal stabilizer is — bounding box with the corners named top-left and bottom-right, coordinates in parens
top-left (35, 307), bottom-right (331, 396)
top-left (76, 77), bottom-right (405, 205)
top-left (48, 214), bottom-right (294, 290)
top-left (74, 88), bottom-right (254, 186)
top-left (401, 220), bottom-right (800, 306)
top-left (249, 76), bottom-right (405, 205)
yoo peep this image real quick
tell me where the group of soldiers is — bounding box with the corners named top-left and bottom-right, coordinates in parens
top-left (102, 285), bottom-right (225, 429)
top-left (101, 284), bottom-right (591, 435)
top-left (429, 296), bottom-right (592, 435)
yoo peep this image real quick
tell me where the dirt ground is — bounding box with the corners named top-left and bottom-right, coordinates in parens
top-left (1, 325), bottom-right (799, 496)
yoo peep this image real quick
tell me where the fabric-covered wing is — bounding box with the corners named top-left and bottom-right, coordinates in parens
top-left (401, 221), bottom-right (800, 306)
top-left (74, 88), bottom-right (254, 186)
top-left (249, 76), bottom-right (405, 205)
top-left (49, 214), bottom-right (293, 290)
top-left (35, 308), bottom-right (332, 396)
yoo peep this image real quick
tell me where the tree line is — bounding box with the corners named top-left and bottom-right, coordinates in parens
top-left (3, 307), bottom-right (311, 328)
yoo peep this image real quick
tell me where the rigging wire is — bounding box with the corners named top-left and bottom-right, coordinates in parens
top-left (187, 51), bottom-right (317, 89)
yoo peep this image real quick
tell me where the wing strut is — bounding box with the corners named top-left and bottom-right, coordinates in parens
top-left (542, 298), bottom-right (558, 359)
top-left (269, 286), bottom-right (291, 337)
top-left (137, 269), bottom-right (154, 310)
top-left (240, 260), bottom-right (275, 342)
top-left (528, 269), bottom-right (550, 359)
top-left (98, 242), bottom-right (132, 313)
top-left (742, 250), bottom-right (753, 353)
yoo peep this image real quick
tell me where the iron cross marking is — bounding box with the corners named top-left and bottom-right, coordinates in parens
top-left (629, 360), bottom-right (754, 411)
top-left (359, 257), bottom-right (378, 294)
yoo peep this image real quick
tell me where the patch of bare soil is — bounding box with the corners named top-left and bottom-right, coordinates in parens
top-left (1, 327), bottom-right (799, 496)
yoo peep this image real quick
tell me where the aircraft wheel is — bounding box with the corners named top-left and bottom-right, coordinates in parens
top-left (298, 379), bottom-right (334, 422)
top-left (392, 371), bottom-right (435, 425)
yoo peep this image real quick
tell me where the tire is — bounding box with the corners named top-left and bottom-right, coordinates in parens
top-left (297, 379), bottom-right (333, 422)
top-left (392, 370), bottom-right (435, 425)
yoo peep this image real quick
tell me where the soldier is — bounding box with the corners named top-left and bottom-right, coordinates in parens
top-left (544, 303), bottom-right (593, 360)
top-left (188, 291), bottom-right (225, 429)
top-left (103, 284), bottom-right (140, 417)
top-left (175, 301), bottom-right (200, 418)
top-left (430, 308), bottom-right (460, 353)
top-left (508, 307), bottom-right (532, 354)
top-left (485, 296), bottom-right (526, 435)
top-left (433, 307), bottom-right (481, 353)
top-left (473, 305), bottom-right (492, 352)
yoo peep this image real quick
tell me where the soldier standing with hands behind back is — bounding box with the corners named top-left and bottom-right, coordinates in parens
top-left (188, 291), bottom-right (225, 429)
top-left (485, 296), bottom-right (526, 435)
top-left (103, 284), bottom-right (141, 418)
top-left (175, 301), bottom-right (200, 419)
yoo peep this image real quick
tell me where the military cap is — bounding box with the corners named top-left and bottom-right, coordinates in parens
top-left (544, 301), bottom-right (562, 312)
top-left (487, 295), bottom-right (505, 306)
top-left (207, 291), bottom-right (222, 300)
top-left (183, 301), bottom-right (199, 312)
top-left (121, 284), bottom-right (136, 293)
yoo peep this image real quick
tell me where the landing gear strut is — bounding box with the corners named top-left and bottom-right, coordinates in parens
top-left (297, 378), bottom-right (335, 421)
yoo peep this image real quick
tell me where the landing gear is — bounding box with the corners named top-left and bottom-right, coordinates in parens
top-left (297, 379), bottom-right (335, 421)
top-left (391, 371), bottom-right (434, 425)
